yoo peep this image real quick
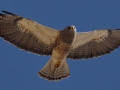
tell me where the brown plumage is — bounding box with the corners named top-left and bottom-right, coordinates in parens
top-left (67, 30), bottom-right (120, 59)
top-left (0, 10), bottom-right (120, 81)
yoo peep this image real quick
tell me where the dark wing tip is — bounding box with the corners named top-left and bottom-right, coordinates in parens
top-left (1, 10), bottom-right (16, 16)
top-left (115, 28), bottom-right (120, 30)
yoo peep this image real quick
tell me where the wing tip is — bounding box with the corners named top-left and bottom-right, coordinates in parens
top-left (1, 10), bottom-right (16, 16)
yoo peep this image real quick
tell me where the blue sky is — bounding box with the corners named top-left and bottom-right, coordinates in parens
top-left (0, 0), bottom-right (120, 90)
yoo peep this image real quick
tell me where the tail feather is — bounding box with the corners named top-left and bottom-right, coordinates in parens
top-left (38, 59), bottom-right (70, 81)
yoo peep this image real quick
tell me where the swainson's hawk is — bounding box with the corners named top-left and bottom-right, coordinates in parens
top-left (0, 10), bottom-right (120, 81)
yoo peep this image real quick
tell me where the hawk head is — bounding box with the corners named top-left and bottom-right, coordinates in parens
top-left (59, 25), bottom-right (76, 44)
top-left (65, 25), bottom-right (76, 34)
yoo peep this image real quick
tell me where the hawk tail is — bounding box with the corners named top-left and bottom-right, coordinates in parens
top-left (38, 58), bottom-right (70, 81)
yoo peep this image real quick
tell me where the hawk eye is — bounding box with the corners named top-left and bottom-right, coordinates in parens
top-left (68, 26), bottom-right (71, 30)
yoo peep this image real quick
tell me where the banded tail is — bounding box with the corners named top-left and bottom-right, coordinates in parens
top-left (38, 58), bottom-right (70, 81)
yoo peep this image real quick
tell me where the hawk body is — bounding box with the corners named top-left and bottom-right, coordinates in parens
top-left (0, 10), bottom-right (120, 81)
top-left (40, 26), bottom-right (76, 80)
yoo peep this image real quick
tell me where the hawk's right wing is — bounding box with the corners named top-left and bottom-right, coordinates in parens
top-left (0, 10), bottom-right (60, 55)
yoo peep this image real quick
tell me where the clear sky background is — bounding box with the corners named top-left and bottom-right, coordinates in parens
top-left (0, 0), bottom-right (120, 90)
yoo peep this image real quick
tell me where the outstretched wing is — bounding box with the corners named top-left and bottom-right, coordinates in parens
top-left (0, 10), bottom-right (60, 55)
top-left (67, 29), bottom-right (120, 59)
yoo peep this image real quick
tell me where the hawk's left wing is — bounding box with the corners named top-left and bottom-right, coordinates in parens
top-left (67, 29), bottom-right (120, 59)
top-left (0, 10), bottom-right (60, 55)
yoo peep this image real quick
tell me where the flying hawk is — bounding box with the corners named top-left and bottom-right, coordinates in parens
top-left (0, 10), bottom-right (120, 81)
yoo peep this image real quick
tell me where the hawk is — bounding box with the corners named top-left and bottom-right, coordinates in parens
top-left (0, 10), bottom-right (120, 81)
